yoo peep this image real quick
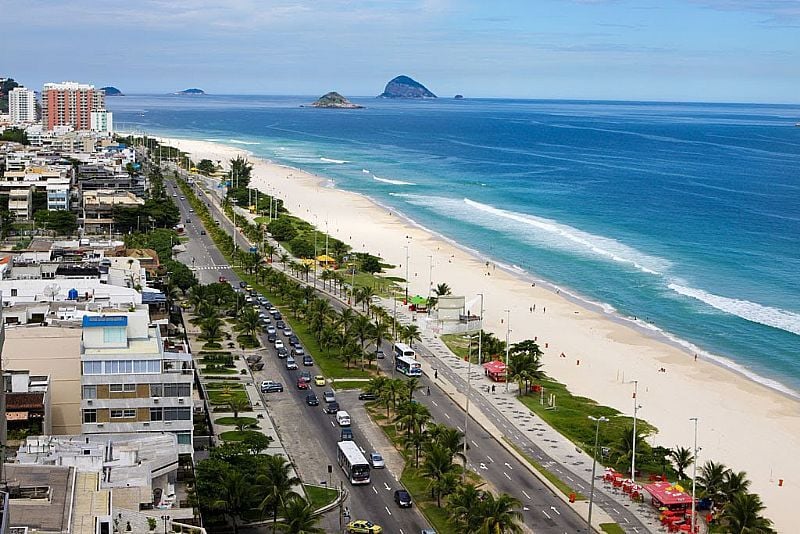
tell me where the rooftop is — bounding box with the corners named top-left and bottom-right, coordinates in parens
top-left (82, 315), bottom-right (128, 328)
top-left (5, 464), bottom-right (75, 533)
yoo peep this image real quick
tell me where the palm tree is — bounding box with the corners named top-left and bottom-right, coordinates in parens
top-left (394, 400), bottom-right (431, 438)
top-left (276, 498), bottom-right (325, 534)
top-left (386, 378), bottom-right (405, 413)
top-left (475, 492), bottom-right (524, 534)
top-left (258, 455), bottom-right (302, 534)
top-left (280, 253), bottom-right (290, 269)
top-left (403, 428), bottom-right (429, 468)
top-left (211, 470), bottom-right (251, 533)
top-left (227, 397), bottom-right (251, 419)
top-left (429, 424), bottom-right (466, 465)
top-left (200, 316), bottom-right (224, 342)
top-left (404, 376), bottom-right (423, 401)
top-left (447, 483), bottom-right (484, 530)
top-left (434, 282), bottom-right (452, 296)
top-left (723, 470), bottom-right (751, 502)
top-left (669, 446), bottom-right (694, 481)
top-left (721, 493), bottom-right (775, 533)
top-left (403, 324), bottom-right (422, 347)
top-left (236, 307), bottom-right (262, 340)
top-left (372, 319), bottom-right (391, 358)
top-left (698, 460), bottom-right (729, 505)
top-left (420, 443), bottom-right (456, 506)
top-left (614, 426), bottom-right (651, 473)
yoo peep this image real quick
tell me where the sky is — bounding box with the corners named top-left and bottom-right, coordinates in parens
top-left (2, 0), bottom-right (799, 103)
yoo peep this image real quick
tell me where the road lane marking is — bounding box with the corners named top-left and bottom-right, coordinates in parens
top-left (384, 483), bottom-right (391, 491)
top-left (385, 506), bottom-right (392, 516)
top-left (550, 506), bottom-right (560, 515)
top-left (503, 472), bottom-right (511, 480)
top-left (444, 413), bottom-right (450, 419)
top-left (522, 490), bottom-right (531, 500)
top-left (372, 486), bottom-right (378, 494)
top-left (612, 508), bottom-right (619, 514)
top-left (330, 421), bottom-right (335, 427)
top-left (624, 517), bottom-right (630, 523)
top-left (471, 440), bottom-right (479, 448)
top-left (456, 426), bottom-right (463, 432)
top-left (359, 446), bottom-right (366, 454)
top-left (504, 462), bottom-right (513, 469)
top-left (479, 463), bottom-right (487, 470)
top-left (542, 510), bottom-right (551, 520)
top-left (487, 455), bottom-right (494, 462)
top-left (431, 401), bottom-right (438, 406)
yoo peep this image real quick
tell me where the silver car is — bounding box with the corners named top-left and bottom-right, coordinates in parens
top-left (369, 451), bottom-right (385, 469)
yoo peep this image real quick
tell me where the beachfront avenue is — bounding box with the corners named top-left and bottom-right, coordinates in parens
top-left (159, 155), bottom-right (626, 533)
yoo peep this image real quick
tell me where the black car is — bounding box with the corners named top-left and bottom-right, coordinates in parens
top-left (340, 427), bottom-right (354, 441)
top-left (394, 489), bottom-right (412, 508)
top-left (261, 381), bottom-right (284, 393)
top-left (302, 355), bottom-right (313, 366)
top-left (289, 334), bottom-right (300, 345)
top-left (275, 320), bottom-right (286, 329)
top-left (358, 392), bottom-right (378, 401)
top-left (273, 312), bottom-right (283, 320)
top-left (276, 347), bottom-right (288, 359)
top-left (324, 401), bottom-right (340, 414)
top-left (200, 230), bottom-right (206, 235)
top-left (239, 281), bottom-right (248, 289)
top-left (267, 333), bottom-right (277, 343)
top-left (306, 393), bottom-right (319, 406)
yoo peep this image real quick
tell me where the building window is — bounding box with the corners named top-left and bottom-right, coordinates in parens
top-left (82, 385), bottom-right (97, 399)
top-left (150, 384), bottom-right (163, 397)
top-left (10, 289), bottom-right (17, 297)
top-left (150, 407), bottom-right (163, 421)
top-left (83, 361), bottom-right (103, 375)
top-left (176, 432), bottom-right (192, 445)
top-left (163, 383), bottom-right (191, 397)
top-left (164, 407), bottom-right (191, 421)
top-left (103, 327), bottom-right (126, 344)
top-left (83, 409), bottom-right (97, 423)
top-left (110, 409), bottom-right (136, 419)
top-left (109, 383), bottom-right (136, 393)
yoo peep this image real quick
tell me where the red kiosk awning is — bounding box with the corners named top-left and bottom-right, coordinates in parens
top-left (644, 482), bottom-right (694, 509)
top-left (482, 360), bottom-right (507, 382)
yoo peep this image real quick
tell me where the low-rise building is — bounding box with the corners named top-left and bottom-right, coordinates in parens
top-left (81, 189), bottom-right (144, 235)
top-left (8, 186), bottom-right (32, 219)
top-left (3, 370), bottom-right (51, 437)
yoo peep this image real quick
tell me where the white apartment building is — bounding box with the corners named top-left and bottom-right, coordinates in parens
top-left (46, 177), bottom-right (71, 210)
top-left (9, 87), bottom-right (37, 124)
top-left (90, 110), bottom-right (113, 135)
top-left (80, 311), bottom-right (194, 455)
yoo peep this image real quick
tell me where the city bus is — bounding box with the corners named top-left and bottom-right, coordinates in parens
top-left (396, 355), bottom-right (422, 377)
top-left (393, 342), bottom-right (415, 360)
top-left (337, 441), bottom-right (371, 485)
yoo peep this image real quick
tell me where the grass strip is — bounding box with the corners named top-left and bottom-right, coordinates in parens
top-left (400, 468), bottom-right (456, 534)
top-left (600, 523), bottom-right (625, 533)
top-left (303, 484), bottom-right (338, 511)
top-left (504, 438), bottom-right (586, 500)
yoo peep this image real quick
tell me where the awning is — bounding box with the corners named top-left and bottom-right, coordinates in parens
top-left (7, 411), bottom-right (29, 421)
top-left (410, 295), bottom-right (428, 305)
top-left (315, 254), bottom-right (336, 263)
top-left (483, 360), bottom-right (507, 373)
top-left (644, 482), bottom-right (694, 507)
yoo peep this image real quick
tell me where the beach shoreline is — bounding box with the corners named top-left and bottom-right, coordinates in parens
top-left (158, 135), bottom-right (799, 531)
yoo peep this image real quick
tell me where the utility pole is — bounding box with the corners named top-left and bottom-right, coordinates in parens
top-left (462, 333), bottom-right (475, 482)
top-left (504, 309), bottom-right (511, 392)
top-left (587, 415), bottom-right (608, 529)
top-left (477, 293), bottom-right (484, 365)
top-left (631, 380), bottom-right (639, 481)
top-left (691, 417), bottom-right (699, 534)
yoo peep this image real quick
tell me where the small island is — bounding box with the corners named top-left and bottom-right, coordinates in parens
top-left (306, 91), bottom-right (364, 109)
top-left (378, 75), bottom-right (436, 98)
top-left (175, 88), bottom-right (205, 95)
top-left (101, 86), bottom-right (123, 96)
top-left (454, 94), bottom-right (464, 100)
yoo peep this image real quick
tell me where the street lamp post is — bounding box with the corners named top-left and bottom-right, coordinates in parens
top-left (404, 244), bottom-right (410, 304)
top-left (631, 380), bottom-right (639, 481)
top-left (161, 515), bottom-right (170, 534)
top-left (504, 309), bottom-right (511, 392)
top-left (427, 255), bottom-right (433, 305)
top-left (477, 293), bottom-right (484, 365)
top-left (587, 415), bottom-right (608, 529)
top-left (690, 417), bottom-right (699, 534)
top-left (462, 332), bottom-right (476, 482)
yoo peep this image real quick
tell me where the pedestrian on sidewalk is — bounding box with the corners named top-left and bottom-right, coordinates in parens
top-left (427, 386), bottom-right (431, 396)
top-left (434, 369), bottom-right (438, 380)
top-left (491, 384), bottom-right (496, 394)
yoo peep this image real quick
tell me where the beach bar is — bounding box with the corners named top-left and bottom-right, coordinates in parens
top-left (644, 481), bottom-right (694, 510)
top-left (483, 360), bottom-right (507, 382)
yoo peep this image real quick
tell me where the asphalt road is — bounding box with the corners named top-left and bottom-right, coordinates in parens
top-left (166, 177), bottom-right (429, 534)
top-left (165, 165), bottom-right (648, 533)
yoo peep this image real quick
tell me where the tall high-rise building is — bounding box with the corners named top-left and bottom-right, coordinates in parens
top-left (8, 87), bottom-right (37, 124)
top-left (41, 81), bottom-right (105, 131)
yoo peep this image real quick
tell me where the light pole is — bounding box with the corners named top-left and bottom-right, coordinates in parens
top-left (404, 244), bottom-right (409, 304)
top-left (587, 415), bottom-right (608, 529)
top-left (462, 332), bottom-right (476, 482)
top-left (160, 515), bottom-right (170, 534)
top-left (427, 255), bottom-right (433, 307)
top-left (477, 293), bottom-right (484, 366)
top-left (630, 380), bottom-right (640, 481)
top-left (690, 417), bottom-right (699, 534)
top-left (504, 309), bottom-right (511, 392)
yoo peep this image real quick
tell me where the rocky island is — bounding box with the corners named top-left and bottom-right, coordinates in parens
top-left (378, 75), bottom-right (436, 98)
top-left (101, 86), bottom-right (123, 96)
top-left (175, 88), bottom-right (205, 95)
top-left (306, 91), bottom-right (364, 109)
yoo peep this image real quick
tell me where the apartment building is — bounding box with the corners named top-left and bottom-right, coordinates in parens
top-left (90, 109), bottom-right (113, 134)
top-left (81, 189), bottom-right (145, 234)
top-left (41, 81), bottom-right (105, 131)
top-left (8, 87), bottom-right (37, 124)
top-left (80, 311), bottom-right (194, 455)
top-left (8, 187), bottom-right (32, 219)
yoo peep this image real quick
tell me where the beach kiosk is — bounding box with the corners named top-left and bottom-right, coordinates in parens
top-left (644, 481), bottom-right (694, 511)
top-left (483, 360), bottom-right (507, 382)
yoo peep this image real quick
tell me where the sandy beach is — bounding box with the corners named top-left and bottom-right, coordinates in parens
top-left (164, 137), bottom-right (800, 531)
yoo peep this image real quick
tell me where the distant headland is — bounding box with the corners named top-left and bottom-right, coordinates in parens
top-left (175, 88), bottom-right (205, 95)
top-left (101, 86), bottom-right (123, 96)
top-left (305, 92), bottom-right (364, 109)
top-left (378, 75), bottom-right (436, 98)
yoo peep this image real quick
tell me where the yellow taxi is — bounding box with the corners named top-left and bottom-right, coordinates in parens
top-left (314, 375), bottom-right (326, 387)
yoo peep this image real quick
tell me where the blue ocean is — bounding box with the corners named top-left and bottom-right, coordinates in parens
top-left (109, 95), bottom-right (800, 395)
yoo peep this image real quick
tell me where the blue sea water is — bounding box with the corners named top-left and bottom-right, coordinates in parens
top-left (108, 95), bottom-right (800, 395)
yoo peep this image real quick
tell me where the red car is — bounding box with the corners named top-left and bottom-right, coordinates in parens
top-left (296, 378), bottom-right (310, 390)
top-left (218, 276), bottom-right (227, 283)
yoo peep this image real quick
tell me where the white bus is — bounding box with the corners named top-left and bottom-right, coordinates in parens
top-left (337, 441), bottom-right (371, 485)
top-left (393, 342), bottom-right (415, 360)
top-left (396, 355), bottom-right (422, 377)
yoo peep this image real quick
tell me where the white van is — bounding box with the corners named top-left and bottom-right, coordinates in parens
top-left (336, 410), bottom-right (351, 427)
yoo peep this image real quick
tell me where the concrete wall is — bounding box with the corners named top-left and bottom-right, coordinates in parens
top-left (4, 326), bottom-right (82, 434)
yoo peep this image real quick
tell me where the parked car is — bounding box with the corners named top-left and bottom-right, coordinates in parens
top-left (314, 375), bottom-right (326, 387)
top-left (346, 521), bottom-right (382, 534)
top-left (369, 452), bottom-right (385, 469)
top-left (291, 346), bottom-right (305, 357)
top-left (246, 354), bottom-right (262, 364)
top-left (239, 281), bottom-right (248, 289)
top-left (260, 381), bottom-right (284, 393)
top-left (273, 312), bottom-right (283, 320)
top-left (218, 276), bottom-right (227, 283)
top-left (394, 489), bottom-right (412, 508)
top-left (324, 401), bottom-right (340, 414)
top-left (306, 393), bottom-right (319, 406)
top-left (358, 392), bottom-right (377, 401)
top-left (286, 357), bottom-right (298, 370)
top-left (323, 390), bottom-right (336, 403)
top-left (288, 334), bottom-right (300, 345)
top-left (200, 230), bottom-right (206, 235)
top-left (302, 355), bottom-right (313, 366)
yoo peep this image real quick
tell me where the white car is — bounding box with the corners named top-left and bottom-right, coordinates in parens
top-left (369, 451), bottom-right (385, 469)
top-left (275, 340), bottom-right (284, 349)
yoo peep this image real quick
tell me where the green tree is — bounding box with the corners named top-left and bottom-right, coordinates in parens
top-left (395, 399), bottom-right (431, 438)
top-left (258, 455), bottom-right (302, 533)
top-left (227, 397), bottom-right (251, 419)
top-left (277, 498), bottom-right (325, 534)
top-left (475, 492), bottom-right (524, 534)
top-left (669, 446), bottom-right (694, 481)
top-left (242, 432), bottom-right (273, 456)
top-left (268, 217), bottom-right (298, 241)
top-left (434, 283), bottom-right (452, 296)
top-left (420, 443), bottom-right (456, 507)
top-left (197, 159), bottom-right (216, 175)
top-left (720, 493), bottom-right (775, 533)
top-left (698, 460), bottom-right (729, 505)
top-left (210, 470), bottom-right (251, 534)
top-left (447, 483), bottom-right (484, 531)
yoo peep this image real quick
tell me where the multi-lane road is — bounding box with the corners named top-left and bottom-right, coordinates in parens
top-left (165, 166), bottom-right (643, 533)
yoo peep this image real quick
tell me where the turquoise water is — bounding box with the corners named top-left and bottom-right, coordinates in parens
top-left (109, 95), bottom-right (800, 395)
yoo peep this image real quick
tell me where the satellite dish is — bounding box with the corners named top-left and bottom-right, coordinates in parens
top-left (44, 284), bottom-right (61, 301)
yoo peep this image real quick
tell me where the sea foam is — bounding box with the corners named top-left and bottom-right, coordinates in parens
top-left (320, 157), bottom-right (350, 164)
top-left (228, 139), bottom-right (260, 145)
top-left (668, 284), bottom-right (800, 336)
top-left (373, 175), bottom-right (416, 186)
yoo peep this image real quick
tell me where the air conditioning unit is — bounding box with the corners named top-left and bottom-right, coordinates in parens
top-left (97, 423), bottom-right (104, 427)
top-left (143, 422), bottom-right (150, 426)
top-left (87, 399), bottom-right (93, 404)
top-left (153, 398), bottom-right (159, 403)
top-left (178, 398), bottom-right (184, 404)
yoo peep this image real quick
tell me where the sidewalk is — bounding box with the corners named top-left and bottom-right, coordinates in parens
top-left (383, 298), bottom-right (665, 533)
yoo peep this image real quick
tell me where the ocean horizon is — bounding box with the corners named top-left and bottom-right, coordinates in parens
top-left (108, 94), bottom-right (800, 397)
